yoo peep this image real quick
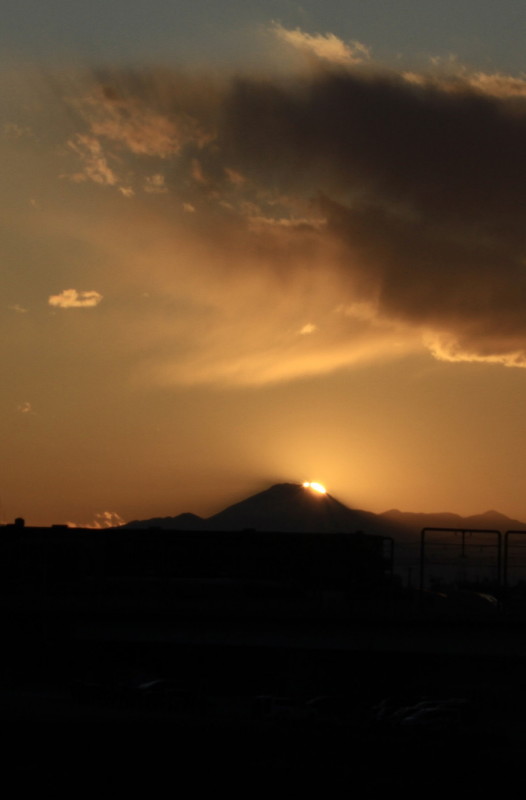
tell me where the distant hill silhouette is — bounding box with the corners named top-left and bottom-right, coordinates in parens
top-left (123, 483), bottom-right (526, 538)
top-left (125, 511), bottom-right (205, 531)
top-left (380, 508), bottom-right (526, 540)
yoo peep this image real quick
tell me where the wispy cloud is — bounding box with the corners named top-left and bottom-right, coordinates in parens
top-left (48, 289), bottom-right (103, 309)
top-left (272, 22), bottom-right (370, 65)
top-left (65, 134), bottom-right (119, 186)
top-left (75, 85), bottom-right (193, 157)
top-left (16, 401), bottom-right (34, 414)
top-left (144, 173), bottom-right (168, 193)
top-left (67, 510), bottom-right (124, 529)
top-left (3, 122), bottom-right (33, 139)
top-left (465, 71), bottom-right (526, 98)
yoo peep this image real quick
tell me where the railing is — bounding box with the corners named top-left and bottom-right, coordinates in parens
top-left (419, 527), bottom-right (502, 592)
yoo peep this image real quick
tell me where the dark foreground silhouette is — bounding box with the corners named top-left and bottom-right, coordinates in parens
top-left (2, 507), bottom-right (526, 791)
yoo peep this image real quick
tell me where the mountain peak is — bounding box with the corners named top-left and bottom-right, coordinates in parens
top-left (201, 481), bottom-right (373, 533)
top-left (123, 482), bottom-right (373, 533)
top-left (121, 484), bottom-right (526, 535)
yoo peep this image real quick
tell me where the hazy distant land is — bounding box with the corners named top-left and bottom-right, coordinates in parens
top-left (122, 482), bottom-right (526, 540)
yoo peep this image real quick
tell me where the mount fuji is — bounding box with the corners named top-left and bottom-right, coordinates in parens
top-left (122, 482), bottom-right (526, 538)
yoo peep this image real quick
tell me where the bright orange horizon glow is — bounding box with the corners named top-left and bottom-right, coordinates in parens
top-left (302, 481), bottom-right (327, 494)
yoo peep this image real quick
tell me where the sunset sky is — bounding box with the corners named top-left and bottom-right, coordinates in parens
top-left (3, 1), bottom-right (526, 526)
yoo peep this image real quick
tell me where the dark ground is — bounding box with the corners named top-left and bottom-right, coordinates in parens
top-left (1, 525), bottom-right (523, 793)
top-left (3, 615), bottom-right (526, 794)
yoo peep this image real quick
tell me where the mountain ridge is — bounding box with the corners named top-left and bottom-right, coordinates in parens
top-left (123, 483), bottom-right (526, 538)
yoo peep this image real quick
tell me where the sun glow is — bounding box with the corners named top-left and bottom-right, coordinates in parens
top-left (302, 481), bottom-right (327, 494)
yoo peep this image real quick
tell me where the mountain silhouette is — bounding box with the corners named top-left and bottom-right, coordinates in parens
top-left (204, 483), bottom-right (377, 532)
top-left (380, 508), bottom-right (526, 540)
top-left (123, 483), bottom-right (526, 538)
top-left (124, 482), bottom-right (377, 533)
top-left (124, 511), bottom-right (205, 530)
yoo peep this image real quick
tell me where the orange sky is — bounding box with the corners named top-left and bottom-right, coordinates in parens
top-left (3, 20), bottom-right (526, 526)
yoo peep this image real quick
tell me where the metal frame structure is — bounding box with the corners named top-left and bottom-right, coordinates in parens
top-left (503, 530), bottom-right (526, 588)
top-left (419, 527), bottom-right (502, 593)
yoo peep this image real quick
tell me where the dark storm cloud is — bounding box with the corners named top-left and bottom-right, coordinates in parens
top-left (223, 71), bottom-right (526, 220)
top-left (215, 68), bottom-right (526, 365)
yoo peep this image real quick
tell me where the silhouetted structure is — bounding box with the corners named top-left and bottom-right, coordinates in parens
top-left (0, 522), bottom-right (390, 625)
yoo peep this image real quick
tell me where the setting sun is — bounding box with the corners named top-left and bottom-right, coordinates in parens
top-left (302, 481), bottom-right (327, 494)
